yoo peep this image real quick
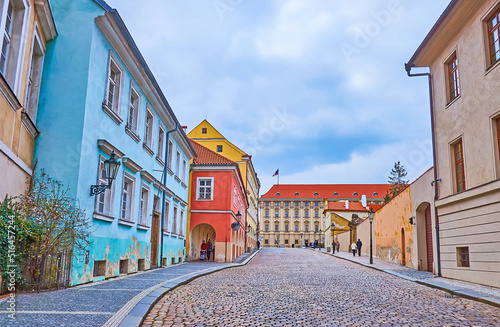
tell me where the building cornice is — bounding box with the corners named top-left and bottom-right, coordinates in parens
top-left (34, 0), bottom-right (57, 41)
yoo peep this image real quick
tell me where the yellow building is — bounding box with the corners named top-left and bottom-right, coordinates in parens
top-left (0, 0), bottom-right (56, 199)
top-left (188, 120), bottom-right (260, 251)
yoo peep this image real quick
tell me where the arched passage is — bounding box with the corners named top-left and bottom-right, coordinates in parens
top-left (189, 223), bottom-right (216, 261)
top-left (416, 202), bottom-right (433, 272)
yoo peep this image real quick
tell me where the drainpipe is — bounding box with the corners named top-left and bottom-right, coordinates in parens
top-left (405, 63), bottom-right (441, 277)
top-left (159, 123), bottom-right (180, 267)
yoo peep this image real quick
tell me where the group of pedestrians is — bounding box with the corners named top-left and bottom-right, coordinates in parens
top-left (351, 239), bottom-right (363, 256)
top-left (200, 239), bottom-right (214, 261)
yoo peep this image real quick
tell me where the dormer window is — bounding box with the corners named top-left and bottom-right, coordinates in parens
top-left (333, 192), bottom-right (339, 196)
top-left (276, 192), bottom-right (281, 195)
top-left (313, 192), bottom-right (319, 195)
top-left (294, 192), bottom-right (299, 196)
top-left (373, 192), bottom-right (379, 196)
top-left (353, 192), bottom-right (358, 195)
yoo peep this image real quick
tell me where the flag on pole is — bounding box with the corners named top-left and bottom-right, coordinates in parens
top-left (272, 169), bottom-right (279, 177)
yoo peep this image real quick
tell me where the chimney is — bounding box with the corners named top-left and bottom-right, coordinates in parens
top-left (361, 195), bottom-right (367, 207)
top-left (181, 125), bottom-right (188, 133)
top-left (345, 200), bottom-right (349, 210)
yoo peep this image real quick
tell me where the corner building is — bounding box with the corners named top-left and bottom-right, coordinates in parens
top-left (406, 0), bottom-right (500, 287)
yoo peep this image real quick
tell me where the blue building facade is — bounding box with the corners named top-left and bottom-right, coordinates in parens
top-left (35, 0), bottom-right (195, 285)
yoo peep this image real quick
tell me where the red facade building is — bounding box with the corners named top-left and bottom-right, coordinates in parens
top-left (188, 140), bottom-right (248, 262)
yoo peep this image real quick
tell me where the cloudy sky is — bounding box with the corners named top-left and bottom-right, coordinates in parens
top-left (105, 0), bottom-right (449, 194)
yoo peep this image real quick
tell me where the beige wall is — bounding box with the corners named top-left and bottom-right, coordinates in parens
top-left (0, 151), bottom-right (29, 199)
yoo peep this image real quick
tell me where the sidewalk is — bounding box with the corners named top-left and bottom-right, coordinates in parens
top-left (0, 250), bottom-right (260, 327)
top-left (316, 248), bottom-right (500, 307)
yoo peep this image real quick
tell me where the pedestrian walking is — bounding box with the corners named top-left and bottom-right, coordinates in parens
top-left (356, 239), bottom-right (363, 256)
top-left (351, 242), bottom-right (357, 256)
top-left (200, 240), bottom-right (207, 261)
top-left (257, 240), bottom-right (260, 249)
top-left (206, 239), bottom-right (213, 261)
top-left (336, 241), bottom-right (340, 253)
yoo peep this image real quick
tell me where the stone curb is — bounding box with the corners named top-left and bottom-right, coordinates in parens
top-left (118, 249), bottom-right (261, 327)
top-left (317, 249), bottom-right (500, 308)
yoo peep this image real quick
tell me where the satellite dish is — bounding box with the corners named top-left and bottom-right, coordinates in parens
top-left (231, 222), bottom-right (240, 231)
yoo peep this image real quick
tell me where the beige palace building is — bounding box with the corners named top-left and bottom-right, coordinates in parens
top-left (0, 0), bottom-right (56, 199)
top-left (406, 0), bottom-right (500, 287)
top-left (259, 184), bottom-right (389, 248)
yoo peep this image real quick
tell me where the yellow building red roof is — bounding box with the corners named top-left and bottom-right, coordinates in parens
top-left (261, 184), bottom-right (390, 199)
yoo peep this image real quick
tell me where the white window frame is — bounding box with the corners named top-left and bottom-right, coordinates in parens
top-left (175, 150), bottom-right (181, 176)
top-left (120, 173), bottom-right (135, 222)
top-left (144, 106), bottom-right (154, 149)
top-left (24, 24), bottom-right (44, 122)
top-left (0, 0), bottom-right (30, 94)
top-left (179, 210), bottom-right (185, 237)
top-left (127, 83), bottom-right (140, 134)
top-left (196, 177), bottom-right (214, 200)
top-left (182, 158), bottom-right (187, 182)
top-left (94, 156), bottom-right (115, 216)
top-left (163, 199), bottom-right (170, 232)
top-left (104, 52), bottom-right (123, 115)
top-left (167, 140), bottom-right (174, 168)
top-left (157, 125), bottom-right (165, 159)
top-left (172, 205), bottom-right (178, 234)
top-left (233, 186), bottom-right (237, 207)
top-left (139, 184), bottom-right (149, 226)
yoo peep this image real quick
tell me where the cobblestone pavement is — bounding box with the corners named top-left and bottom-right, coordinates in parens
top-left (143, 248), bottom-right (500, 327)
top-left (0, 262), bottom-right (229, 327)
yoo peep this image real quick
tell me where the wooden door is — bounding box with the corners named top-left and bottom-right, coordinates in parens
top-left (425, 205), bottom-right (434, 272)
top-left (151, 212), bottom-right (160, 267)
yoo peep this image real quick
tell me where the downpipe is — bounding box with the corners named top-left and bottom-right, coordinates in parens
top-left (405, 63), bottom-right (442, 277)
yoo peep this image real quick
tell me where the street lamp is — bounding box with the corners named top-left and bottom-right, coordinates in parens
top-left (301, 233), bottom-right (303, 247)
top-left (331, 222), bottom-right (335, 254)
top-left (319, 229), bottom-right (322, 249)
top-left (314, 230), bottom-right (317, 248)
top-left (236, 211), bottom-right (242, 222)
top-left (369, 208), bottom-right (375, 264)
top-left (90, 151), bottom-right (121, 196)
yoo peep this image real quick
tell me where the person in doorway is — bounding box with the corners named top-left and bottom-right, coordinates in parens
top-left (257, 240), bottom-right (260, 249)
top-left (207, 239), bottom-right (213, 261)
top-left (356, 239), bottom-right (363, 256)
top-left (351, 242), bottom-right (357, 256)
top-left (200, 240), bottom-right (207, 261)
top-left (336, 241), bottom-right (340, 253)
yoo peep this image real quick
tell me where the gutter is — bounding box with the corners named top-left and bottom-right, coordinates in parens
top-left (159, 123), bottom-right (180, 267)
top-left (404, 63), bottom-right (441, 277)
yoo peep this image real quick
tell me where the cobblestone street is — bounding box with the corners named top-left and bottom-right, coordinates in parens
top-left (143, 248), bottom-right (500, 327)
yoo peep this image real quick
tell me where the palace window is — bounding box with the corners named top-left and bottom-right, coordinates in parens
top-left (305, 202), bottom-right (309, 206)
top-left (315, 224), bottom-right (319, 232)
top-left (305, 210), bottom-right (309, 218)
top-left (120, 174), bottom-right (135, 221)
top-left (127, 85), bottom-right (140, 136)
top-left (295, 210), bottom-right (299, 218)
top-left (275, 224), bottom-right (278, 232)
top-left (305, 225), bottom-right (309, 232)
top-left (275, 210), bottom-right (279, 218)
top-left (446, 53), bottom-right (460, 102)
top-left (202, 127), bottom-right (207, 134)
top-left (197, 178), bottom-right (213, 200)
top-left (295, 224), bottom-right (299, 232)
top-left (217, 145), bottom-right (223, 152)
top-left (265, 202), bottom-right (269, 206)
top-left (487, 8), bottom-right (500, 66)
top-left (285, 224), bottom-right (289, 232)
top-left (315, 210), bottom-right (319, 218)
top-left (265, 224), bottom-right (269, 232)
top-left (285, 210), bottom-right (289, 218)
top-left (265, 210), bottom-right (269, 217)
top-left (453, 140), bottom-right (466, 192)
top-left (139, 185), bottom-right (149, 226)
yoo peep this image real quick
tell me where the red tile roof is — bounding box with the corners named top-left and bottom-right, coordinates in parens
top-left (261, 184), bottom-right (390, 199)
top-left (190, 140), bottom-right (236, 166)
top-left (326, 201), bottom-right (366, 211)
